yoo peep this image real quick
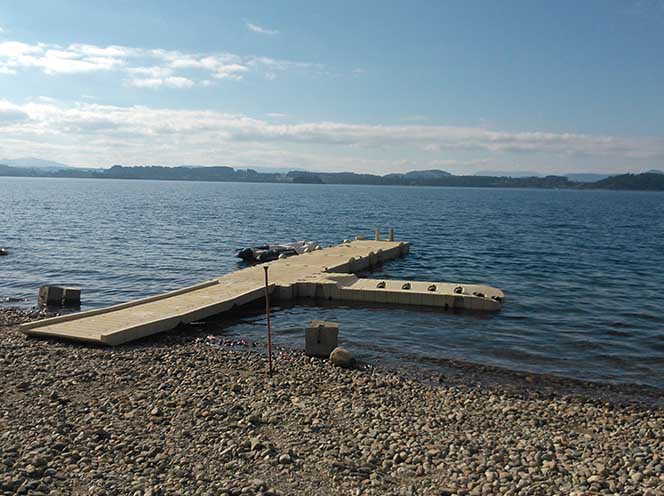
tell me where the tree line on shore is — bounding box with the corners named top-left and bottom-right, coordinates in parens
top-left (1, 163), bottom-right (664, 191)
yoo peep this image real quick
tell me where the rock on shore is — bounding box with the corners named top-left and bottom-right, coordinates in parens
top-left (0, 308), bottom-right (663, 495)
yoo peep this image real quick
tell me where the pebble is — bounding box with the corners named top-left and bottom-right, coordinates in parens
top-left (0, 307), bottom-right (661, 495)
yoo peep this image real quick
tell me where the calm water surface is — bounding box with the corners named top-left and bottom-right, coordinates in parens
top-left (2, 177), bottom-right (663, 388)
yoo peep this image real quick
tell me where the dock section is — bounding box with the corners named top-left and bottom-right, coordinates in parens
top-left (20, 240), bottom-right (504, 345)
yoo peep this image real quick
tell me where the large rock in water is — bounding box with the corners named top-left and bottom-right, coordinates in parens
top-left (329, 347), bottom-right (353, 368)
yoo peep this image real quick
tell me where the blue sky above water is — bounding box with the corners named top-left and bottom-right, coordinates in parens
top-left (0, 0), bottom-right (663, 174)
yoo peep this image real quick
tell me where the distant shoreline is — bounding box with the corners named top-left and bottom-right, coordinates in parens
top-left (2, 164), bottom-right (664, 191)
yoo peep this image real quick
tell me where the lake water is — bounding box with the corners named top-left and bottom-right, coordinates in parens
top-left (2, 177), bottom-right (663, 388)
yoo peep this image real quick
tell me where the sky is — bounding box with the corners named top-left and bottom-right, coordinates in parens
top-left (1, 0), bottom-right (663, 175)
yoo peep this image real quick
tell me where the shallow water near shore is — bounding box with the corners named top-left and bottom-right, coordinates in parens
top-left (2, 177), bottom-right (664, 388)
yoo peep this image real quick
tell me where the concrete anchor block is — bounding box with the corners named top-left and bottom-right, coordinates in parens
top-left (38, 286), bottom-right (80, 306)
top-left (305, 320), bottom-right (339, 358)
top-left (38, 286), bottom-right (64, 306)
top-left (63, 287), bottom-right (81, 305)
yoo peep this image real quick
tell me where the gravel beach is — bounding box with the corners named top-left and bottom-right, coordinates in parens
top-left (1, 308), bottom-right (662, 495)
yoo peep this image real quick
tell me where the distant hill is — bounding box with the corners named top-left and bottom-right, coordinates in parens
top-left (1, 163), bottom-right (663, 191)
top-left (476, 170), bottom-right (542, 178)
top-left (186, 165), bottom-right (305, 174)
top-left (476, 170), bottom-right (611, 182)
top-left (403, 169), bottom-right (452, 179)
top-left (586, 173), bottom-right (664, 191)
top-left (645, 169), bottom-right (664, 175)
top-left (0, 157), bottom-right (71, 170)
top-left (563, 173), bottom-right (611, 183)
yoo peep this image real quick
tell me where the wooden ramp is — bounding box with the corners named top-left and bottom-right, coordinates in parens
top-left (20, 240), bottom-right (504, 345)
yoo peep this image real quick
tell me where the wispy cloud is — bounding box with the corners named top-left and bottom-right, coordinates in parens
top-left (246, 22), bottom-right (279, 35)
top-left (1, 98), bottom-right (661, 172)
top-left (0, 39), bottom-right (316, 87)
top-left (125, 76), bottom-right (194, 89)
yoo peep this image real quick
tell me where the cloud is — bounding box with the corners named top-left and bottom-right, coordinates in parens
top-left (0, 41), bottom-right (125, 75)
top-left (0, 41), bottom-right (41, 57)
top-left (246, 22), bottom-right (279, 35)
top-left (125, 76), bottom-right (194, 89)
top-left (1, 98), bottom-right (661, 173)
top-left (126, 65), bottom-right (174, 78)
top-left (0, 107), bottom-right (29, 126)
top-left (0, 38), bottom-right (315, 86)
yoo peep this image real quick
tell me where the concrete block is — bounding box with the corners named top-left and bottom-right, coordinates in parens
top-left (39, 286), bottom-right (81, 306)
top-left (63, 287), bottom-right (81, 305)
top-left (305, 320), bottom-right (339, 358)
top-left (38, 285), bottom-right (64, 306)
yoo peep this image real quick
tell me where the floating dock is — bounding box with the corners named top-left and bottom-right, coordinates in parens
top-left (20, 239), bottom-right (504, 345)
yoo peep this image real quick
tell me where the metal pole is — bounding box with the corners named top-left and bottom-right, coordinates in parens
top-left (263, 265), bottom-right (273, 375)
